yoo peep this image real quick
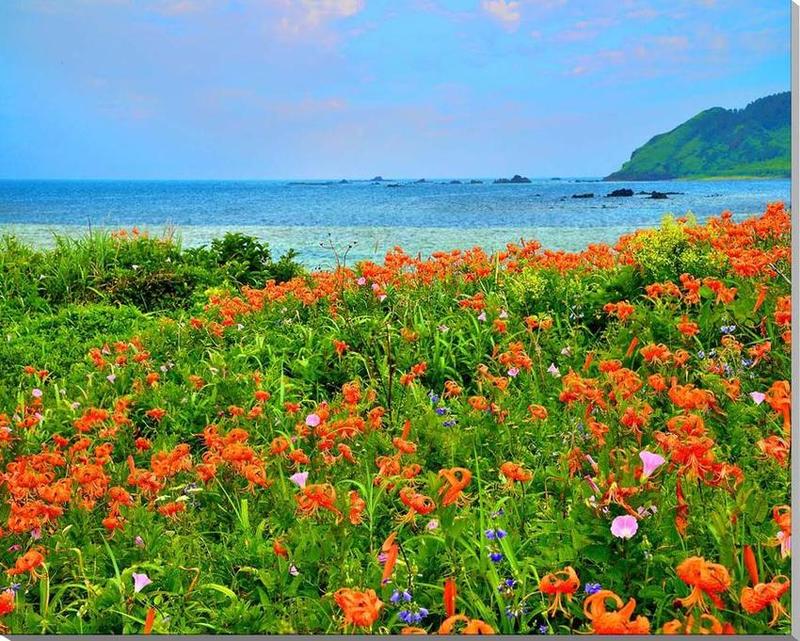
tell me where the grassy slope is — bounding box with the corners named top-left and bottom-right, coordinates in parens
top-left (605, 92), bottom-right (790, 181)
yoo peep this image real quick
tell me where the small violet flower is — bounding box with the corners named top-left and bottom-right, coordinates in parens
top-left (584, 582), bottom-right (602, 595)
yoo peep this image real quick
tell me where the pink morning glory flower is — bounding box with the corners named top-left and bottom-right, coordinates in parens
top-left (132, 572), bottom-right (152, 593)
top-left (610, 515), bottom-right (638, 539)
top-left (305, 413), bottom-right (321, 427)
top-left (777, 531), bottom-right (791, 558)
top-left (547, 363), bottom-right (561, 377)
top-left (507, 367), bottom-right (519, 377)
top-left (289, 471), bottom-right (309, 488)
top-left (477, 312), bottom-right (487, 322)
top-left (31, 388), bottom-right (42, 398)
top-left (638, 451), bottom-right (666, 480)
top-left (750, 391), bottom-right (766, 405)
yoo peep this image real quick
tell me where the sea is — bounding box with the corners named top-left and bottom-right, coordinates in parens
top-left (0, 178), bottom-right (790, 269)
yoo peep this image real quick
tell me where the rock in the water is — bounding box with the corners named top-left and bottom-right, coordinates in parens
top-left (371, 176), bottom-right (385, 182)
top-left (386, 183), bottom-right (401, 188)
top-left (449, 180), bottom-right (462, 184)
top-left (606, 188), bottom-right (634, 197)
top-left (494, 174), bottom-right (531, 184)
top-left (415, 178), bottom-right (426, 183)
top-left (572, 192), bottom-right (594, 199)
top-left (339, 179), bottom-right (349, 184)
top-left (470, 179), bottom-right (483, 184)
top-left (648, 191), bottom-right (669, 199)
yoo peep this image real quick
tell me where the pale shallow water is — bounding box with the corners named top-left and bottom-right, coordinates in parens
top-left (0, 224), bottom-right (638, 270)
top-left (0, 178), bottom-right (789, 267)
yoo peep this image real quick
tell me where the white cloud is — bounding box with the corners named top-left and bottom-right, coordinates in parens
top-left (481, 0), bottom-right (521, 29)
top-left (300, 0), bottom-right (364, 25)
top-left (275, 0), bottom-right (365, 39)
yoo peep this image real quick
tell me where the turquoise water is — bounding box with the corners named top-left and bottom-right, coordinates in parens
top-left (0, 178), bottom-right (789, 267)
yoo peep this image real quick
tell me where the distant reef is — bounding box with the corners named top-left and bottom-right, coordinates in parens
top-left (494, 174), bottom-right (531, 184)
top-left (605, 92), bottom-right (790, 181)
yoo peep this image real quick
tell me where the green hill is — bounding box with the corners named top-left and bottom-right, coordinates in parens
top-left (605, 92), bottom-right (790, 181)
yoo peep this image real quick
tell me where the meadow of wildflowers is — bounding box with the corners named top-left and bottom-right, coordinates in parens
top-left (0, 202), bottom-right (791, 634)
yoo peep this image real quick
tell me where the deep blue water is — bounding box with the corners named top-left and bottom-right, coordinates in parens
top-left (0, 178), bottom-right (790, 266)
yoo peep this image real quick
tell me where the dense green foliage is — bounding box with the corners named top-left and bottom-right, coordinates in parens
top-left (0, 207), bottom-right (791, 634)
top-left (605, 92), bottom-right (790, 180)
top-left (0, 229), bottom-right (302, 317)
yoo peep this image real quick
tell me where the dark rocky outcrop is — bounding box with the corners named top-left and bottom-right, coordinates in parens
top-left (494, 174), bottom-right (532, 184)
top-left (572, 193), bottom-right (594, 199)
top-left (606, 188), bottom-right (634, 197)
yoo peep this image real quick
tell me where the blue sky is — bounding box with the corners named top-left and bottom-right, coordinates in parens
top-left (0, 0), bottom-right (790, 179)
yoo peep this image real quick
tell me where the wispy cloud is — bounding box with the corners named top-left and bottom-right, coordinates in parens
top-left (481, 0), bottom-right (521, 30)
top-left (554, 16), bottom-right (617, 43)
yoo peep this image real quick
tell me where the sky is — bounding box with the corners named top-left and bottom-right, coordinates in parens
top-left (0, 0), bottom-right (791, 179)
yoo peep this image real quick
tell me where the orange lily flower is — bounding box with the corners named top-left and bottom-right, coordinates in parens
top-left (499, 462), bottom-right (532, 486)
top-left (295, 483), bottom-right (342, 520)
top-left (765, 380), bottom-right (791, 434)
top-left (0, 589), bottom-right (14, 616)
top-left (740, 576), bottom-right (790, 626)
top-left (348, 490), bottom-right (366, 525)
top-left (333, 587), bottom-right (383, 628)
top-left (675, 557), bottom-right (731, 611)
top-left (7, 548), bottom-right (45, 577)
top-left (677, 315), bottom-right (699, 337)
top-left (438, 467), bottom-right (472, 506)
top-left (583, 590), bottom-right (650, 634)
top-left (527, 404), bottom-right (548, 421)
top-left (662, 613), bottom-right (732, 635)
top-left (380, 532), bottom-right (399, 585)
top-left (399, 487), bottom-right (436, 521)
top-left (743, 545), bottom-right (759, 586)
top-left (539, 566), bottom-right (579, 616)
top-left (444, 577), bottom-right (457, 618)
top-left (438, 615), bottom-right (494, 635)
top-left (143, 607), bottom-right (156, 634)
